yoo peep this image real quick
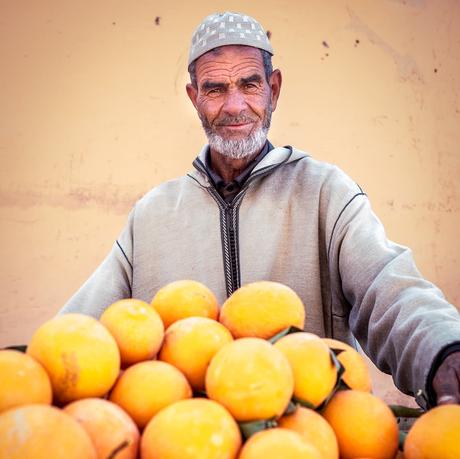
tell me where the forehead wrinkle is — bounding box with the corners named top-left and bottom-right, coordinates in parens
top-left (196, 56), bottom-right (264, 82)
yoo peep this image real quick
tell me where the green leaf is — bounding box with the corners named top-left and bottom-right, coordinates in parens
top-left (289, 347), bottom-right (348, 413)
top-left (330, 347), bottom-right (345, 356)
top-left (389, 405), bottom-right (424, 418)
top-left (398, 430), bottom-right (407, 451)
top-left (292, 396), bottom-right (316, 410)
top-left (329, 348), bottom-right (345, 380)
top-left (3, 344), bottom-right (27, 353)
top-left (238, 401), bottom-right (299, 440)
top-left (315, 348), bottom-right (347, 411)
top-left (335, 379), bottom-right (352, 391)
top-left (267, 326), bottom-right (303, 344)
top-left (283, 400), bottom-right (298, 416)
top-left (238, 418), bottom-right (278, 440)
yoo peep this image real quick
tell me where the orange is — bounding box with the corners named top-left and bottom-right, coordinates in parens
top-left (100, 299), bottom-right (164, 367)
top-left (404, 404), bottom-right (460, 459)
top-left (274, 332), bottom-right (337, 407)
top-left (238, 428), bottom-right (322, 459)
top-left (0, 404), bottom-right (96, 459)
top-left (109, 360), bottom-right (192, 429)
top-left (279, 406), bottom-right (339, 459)
top-left (0, 349), bottom-right (52, 413)
top-left (322, 390), bottom-right (399, 459)
top-left (158, 317), bottom-right (233, 391)
top-left (219, 281), bottom-right (305, 339)
top-left (64, 398), bottom-right (139, 459)
top-left (322, 338), bottom-right (372, 392)
top-left (141, 398), bottom-right (242, 459)
top-left (27, 313), bottom-right (120, 404)
top-left (151, 280), bottom-right (219, 329)
top-left (205, 337), bottom-right (293, 421)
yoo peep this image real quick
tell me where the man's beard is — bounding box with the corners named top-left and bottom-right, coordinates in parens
top-left (199, 103), bottom-right (272, 160)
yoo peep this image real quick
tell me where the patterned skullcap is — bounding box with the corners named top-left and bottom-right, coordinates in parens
top-left (188, 11), bottom-right (274, 65)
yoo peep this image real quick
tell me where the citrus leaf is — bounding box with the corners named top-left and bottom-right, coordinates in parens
top-left (315, 349), bottom-right (346, 412)
top-left (3, 344), bottom-right (27, 353)
top-left (267, 326), bottom-right (303, 344)
top-left (330, 347), bottom-right (345, 356)
top-left (398, 430), bottom-right (407, 451)
top-left (389, 405), bottom-right (424, 418)
top-left (290, 348), bottom-right (347, 413)
top-left (329, 348), bottom-right (345, 380)
top-left (336, 379), bottom-right (352, 391)
top-left (283, 400), bottom-right (298, 416)
top-left (238, 418), bottom-right (278, 440)
top-left (292, 396), bottom-right (316, 410)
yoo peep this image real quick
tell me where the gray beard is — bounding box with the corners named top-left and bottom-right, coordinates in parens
top-left (199, 104), bottom-right (272, 160)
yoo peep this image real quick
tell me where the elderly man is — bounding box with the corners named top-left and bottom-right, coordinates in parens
top-left (60, 12), bottom-right (460, 408)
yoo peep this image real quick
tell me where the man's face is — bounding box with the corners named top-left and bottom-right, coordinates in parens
top-left (186, 45), bottom-right (281, 159)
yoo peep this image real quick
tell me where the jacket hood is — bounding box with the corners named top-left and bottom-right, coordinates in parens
top-left (189, 144), bottom-right (308, 187)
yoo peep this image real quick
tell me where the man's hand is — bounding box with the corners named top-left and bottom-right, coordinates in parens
top-left (432, 351), bottom-right (460, 405)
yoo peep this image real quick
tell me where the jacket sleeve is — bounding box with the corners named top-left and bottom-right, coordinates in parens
top-left (328, 191), bottom-right (460, 404)
top-left (57, 209), bottom-right (134, 318)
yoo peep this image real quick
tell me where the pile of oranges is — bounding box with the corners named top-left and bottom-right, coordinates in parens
top-left (0, 280), bottom-right (459, 459)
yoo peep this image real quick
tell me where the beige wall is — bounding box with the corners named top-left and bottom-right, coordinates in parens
top-left (1, 1), bottom-right (459, 403)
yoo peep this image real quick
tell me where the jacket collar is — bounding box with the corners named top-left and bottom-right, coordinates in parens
top-left (190, 144), bottom-right (308, 187)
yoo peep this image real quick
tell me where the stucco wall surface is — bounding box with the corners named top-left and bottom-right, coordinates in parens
top-left (1, 0), bottom-right (459, 403)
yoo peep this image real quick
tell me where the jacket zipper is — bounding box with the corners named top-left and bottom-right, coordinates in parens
top-left (191, 148), bottom-right (293, 297)
top-left (205, 188), bottom-right (241, 297)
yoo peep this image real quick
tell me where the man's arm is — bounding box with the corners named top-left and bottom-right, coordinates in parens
top-left (327, 190), bottom-right (460, 406)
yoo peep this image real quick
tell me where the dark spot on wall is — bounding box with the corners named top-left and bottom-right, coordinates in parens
top-left (112, 21), bottom-right (116, 26)
top-left (155, 16), bottom-right (161, 25)
top-left (266, 30), bottom-right (272, 39)
top-left (322, 40), bottom-right (329, 48)
top-left (434, 68), bottom-right (438, 73)
top-left (325, 53), bottom-right (329, 57)
top-left (354, 39), bottom-right (360, 47)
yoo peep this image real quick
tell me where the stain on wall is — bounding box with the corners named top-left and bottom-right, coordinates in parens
top-left (346, 7), bottom-right (424, 84)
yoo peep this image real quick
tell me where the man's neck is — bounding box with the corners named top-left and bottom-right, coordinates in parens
top-left (209, 148), bottom-right (262, 183)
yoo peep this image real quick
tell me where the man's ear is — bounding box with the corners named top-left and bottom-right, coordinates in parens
top-left (269, 69), bottom-right (282, 111)
top-left (186, 83), bottom-right (198, 110)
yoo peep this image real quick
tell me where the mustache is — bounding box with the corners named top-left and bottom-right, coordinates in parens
top-left (215, 114), bottom-right (256, 126)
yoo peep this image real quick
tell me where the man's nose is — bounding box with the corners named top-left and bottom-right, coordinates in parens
top-left (222, 89), bottom-right (248, 115)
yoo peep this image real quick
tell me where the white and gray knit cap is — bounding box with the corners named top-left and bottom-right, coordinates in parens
top-left (188, 11), bottom-right (274, 66)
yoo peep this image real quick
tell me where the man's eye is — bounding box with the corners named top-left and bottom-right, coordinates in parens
top-left (208, 88), bottom-right (223, 95)
top-left (244, 83), bottom-right (258, 90)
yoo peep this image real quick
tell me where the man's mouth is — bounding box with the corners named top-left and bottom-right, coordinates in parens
top-left (216, 115), bottom-right (255, 126)
top-left (216, 119), bottom-right (255, 134)
top-left (221, 122), bottom-right (252, 129)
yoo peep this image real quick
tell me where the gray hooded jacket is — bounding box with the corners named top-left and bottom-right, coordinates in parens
top-left (60, 145), bottom-right (460, 404)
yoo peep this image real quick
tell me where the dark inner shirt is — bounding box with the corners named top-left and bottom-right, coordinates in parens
top-left (204, 141), bottom-right (274, 202)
